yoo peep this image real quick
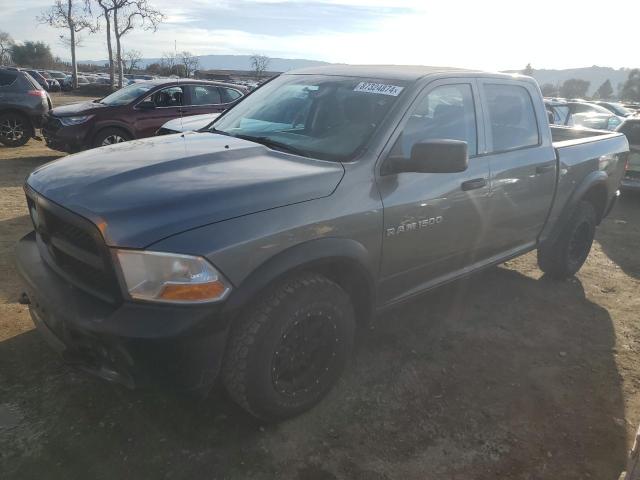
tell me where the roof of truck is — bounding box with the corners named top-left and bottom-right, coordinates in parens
top-left (286, 64), bottom-right (493, 81)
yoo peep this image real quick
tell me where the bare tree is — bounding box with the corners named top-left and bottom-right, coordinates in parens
top-left (123, 49), bottom-right (143, 74)
top-left (38, 0), bottom-right (96, 88)
top-left (96, 0), bottom-right (116, 88)
top-left (179, 51), bottom-right (199, 78)
top-left (112, 0), bottom-right (164, 87)
top-left (0, 31), bottom-right (14, 66)
top-left (160, 51), bottom-right (177, 75)
top-left (250, 54), bottom-right (270, 81)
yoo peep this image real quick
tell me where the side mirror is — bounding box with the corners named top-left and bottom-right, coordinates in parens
top-left (547, 111), bottom-right (555, 124)
top-left (384, 139), bottom-right (469, 174)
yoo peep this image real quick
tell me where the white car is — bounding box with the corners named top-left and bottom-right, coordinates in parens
top-left (156, 113), bottom-right (220, 135)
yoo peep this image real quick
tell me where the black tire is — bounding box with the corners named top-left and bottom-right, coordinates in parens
top-left (0, 112), bottom-right (33, 147)
top-left (223, 273), bottom-right (355, 421)
top-left (93, 127), bottom-right (132, 148)
top-left (537, 200), bottom-right (597, 279)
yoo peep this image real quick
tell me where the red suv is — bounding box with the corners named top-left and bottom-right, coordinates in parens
top-left (42, 79), bottom-right (247, 152)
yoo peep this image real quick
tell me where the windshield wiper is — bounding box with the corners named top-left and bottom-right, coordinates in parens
top-left (232, 134), bottom-right (308, 157)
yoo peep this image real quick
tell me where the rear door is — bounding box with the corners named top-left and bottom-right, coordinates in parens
top-left (377, 79), bottom-right (492, 304)
top-left (478, 80), bottom-right (556, 255)
top-left (184, 84), bottom-right (229, 116)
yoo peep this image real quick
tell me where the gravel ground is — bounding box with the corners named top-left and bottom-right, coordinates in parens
top-left (1, 109), bottom-right (640, 479)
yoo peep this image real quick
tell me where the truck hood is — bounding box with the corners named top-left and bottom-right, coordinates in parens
top-left (162, 113), bottom-right (220, 133)
top-left (26, 132), bottom-right (345, 248)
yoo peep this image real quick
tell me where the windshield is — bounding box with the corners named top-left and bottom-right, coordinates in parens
top-left (607, 103), bottom-right (632, 117)
top-left (210, 74), bottom-right (407, 161)
top-left (100, 83), bottom-right (153, 106)
top-left (48, 71), bottom-right (67, 79)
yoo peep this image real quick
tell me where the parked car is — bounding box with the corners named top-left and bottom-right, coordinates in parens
top-left (617, 118), bottom-right (640, 190)
top-left (76, 76), bottom-right (91, 86)
top-left (0, 68), bottom-right (51, 146)
top-left (46, 70), bottom-right (73, 91)
top-left (593, 101), bottom-right (636, 117)
top-left (42, 79), bottom-right (247, 152)
top-left (17, 66), bottom-right (629, 420)
top-left (156, 112), bottom-right (220, 135)
top-left (37, 70), bottom-right (61, 92)
top-left (545, 100), bottom-right (622, 130)
top-left (23, 69), bottom-right (50, 91)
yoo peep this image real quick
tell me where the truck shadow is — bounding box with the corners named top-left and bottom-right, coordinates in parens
top-left (0, 150), bottom-right (61, 189)
top-left (597, 190), bottom-right (640, 279)
top-left (0, 266), bottom-right (626, 479)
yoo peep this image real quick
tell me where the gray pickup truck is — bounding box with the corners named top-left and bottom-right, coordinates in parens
top-left (16, 66), bottom-right (628, 420)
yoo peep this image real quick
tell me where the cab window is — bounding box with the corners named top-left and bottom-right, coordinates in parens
top-left (391, 83), bottom-right (477, 159)
top-left (484, 84), bottom-right (539, 152)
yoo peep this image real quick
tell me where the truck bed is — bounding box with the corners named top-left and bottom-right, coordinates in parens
top-left (550, 125), bottom-right (620, 147)
top-left (542, 126), bottom-right (629, 236)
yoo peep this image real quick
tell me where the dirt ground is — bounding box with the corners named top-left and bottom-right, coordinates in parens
top-left (1, 96), bottom-right (640, 479)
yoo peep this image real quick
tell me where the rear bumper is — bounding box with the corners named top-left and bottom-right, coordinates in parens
top-left (622, 173), bottom-right (640, 191)
top-left (16, 231), bottom-right (231, 392)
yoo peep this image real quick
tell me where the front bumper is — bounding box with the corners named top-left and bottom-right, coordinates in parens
top-left (16, 231), bottom-right (231, 392)
top-left (41, 115), bottom-right (91, 152)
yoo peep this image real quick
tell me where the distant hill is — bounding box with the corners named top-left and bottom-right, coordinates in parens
top-left (503, 66), bottom-right (635, 96)
top-left (81, 54), bottom-right (331, 72)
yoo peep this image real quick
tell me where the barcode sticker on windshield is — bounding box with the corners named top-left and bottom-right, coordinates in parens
top-left (354, 82), bottom-right (404, 96)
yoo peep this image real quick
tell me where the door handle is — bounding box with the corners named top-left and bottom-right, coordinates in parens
top-left (535, 163), bottom-right (555, 174)
top-left (461, 178), bottom-right (487, 191)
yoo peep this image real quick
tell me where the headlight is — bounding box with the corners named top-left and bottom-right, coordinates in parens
top-left (59, 115), bottom-right (93, 126)
top-left (114, 250), bottom-right (231, 303)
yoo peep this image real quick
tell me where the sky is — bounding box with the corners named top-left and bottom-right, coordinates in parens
top-left (2, 0), bottom-right (639, 70)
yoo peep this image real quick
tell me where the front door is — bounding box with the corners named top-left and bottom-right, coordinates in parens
top-left (377, 80), bottom-right (492, 305)
top-left (134, 85), bottom-right (186, 138)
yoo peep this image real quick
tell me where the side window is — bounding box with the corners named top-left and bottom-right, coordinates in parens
top-left (392, 83), bottom-right (477, 158)
top-left (483, 84), bottom-right (539, 152)
top-left (220, 87), bottom-right (242, 103)
top-left (189, 85), bottom-right (221, 105)
top-left (146, 86), bottom-right (184, 107)
top-left (0, 71), bottom-right (17, 87)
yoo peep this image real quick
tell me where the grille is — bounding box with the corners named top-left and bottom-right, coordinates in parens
top-left (27, 190), bottom-right (120, 302)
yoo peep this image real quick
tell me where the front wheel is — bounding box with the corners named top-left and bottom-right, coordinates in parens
top-left (223, 273), bottom-right (355, 421)
top-left (537, 200), bottom-right (597, 279)
top-left (93, 128), bottom-right (131, 148)
top-left (0, 112), bottom-right (33, 147)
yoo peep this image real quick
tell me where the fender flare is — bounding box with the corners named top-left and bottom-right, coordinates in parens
top-left (542, 170), bottom-right (609, 246)
top-left (221, 237), bottom-right (377, 318)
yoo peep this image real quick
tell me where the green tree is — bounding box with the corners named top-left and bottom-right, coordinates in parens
top-left (522, 63), bottom-right (534, 76)
top-left (621, 69), bottom-right (640, 102)
top-left (559, 78), bottom-right (590, 99)
top-left (595, 79), bottom-right (614, 100)
top-left (10, 41), bottom-right (55, 68)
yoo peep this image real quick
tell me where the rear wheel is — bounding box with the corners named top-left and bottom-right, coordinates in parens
top-left (537, 200), bottom-right (597, 279)
top-left (223, 273), bottom-right (355, 421)
top-left (93, 128), bottom-right (131, 148)
top-left (0, 112), bottom-right (33, 147)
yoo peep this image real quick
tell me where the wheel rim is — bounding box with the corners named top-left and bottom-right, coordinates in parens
top-left (101, 134), bottom-right (126, 146)
top-left (0, 118), bottom-right (25, 142)
top-left (568, 221), bottom-right (592, 268)
top-left (271, 309), bottom-right (339, 397)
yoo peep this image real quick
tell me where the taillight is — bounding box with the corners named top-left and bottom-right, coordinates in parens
top-left (27, 90), bottom-right (46, 98)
